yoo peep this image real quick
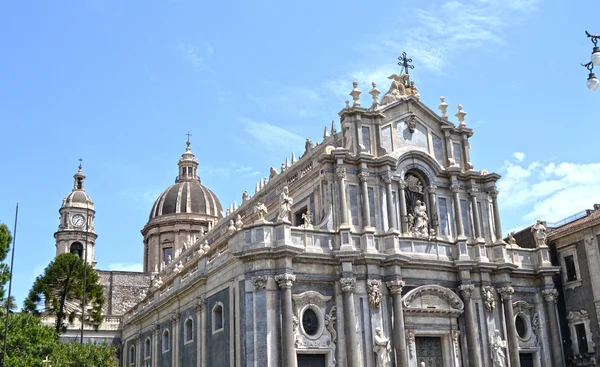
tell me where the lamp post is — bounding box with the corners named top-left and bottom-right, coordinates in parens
top-left (582, 31), bottom-right (600, 91)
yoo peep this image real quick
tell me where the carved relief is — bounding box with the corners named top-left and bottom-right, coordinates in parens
top-left (406, 330), bottom-right (416, 359)
top-left (275, 274), bottom-right (295, 289)
top-left (340, 277), bottom-right (356, 292)
top-left (252, 275), bottom-right (268, 290)
top-left (541, 288), bottom-right (558, 303)
top-left (386, 280), bottom-right (405, 295)
top-left (458, 284), bottom-right (474, 299)
top-left (367, 279), bottom-right (382, 308)
top-left (403, 285), bottom-right (464, 315)
top-left (481, 286), bottom-right (496, 312)
top-left (451, 330), bottom-right (460, 359)
top-left (497, 286), bottom-right (514, 301)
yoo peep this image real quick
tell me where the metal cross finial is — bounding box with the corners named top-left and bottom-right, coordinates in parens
top-left (398, 52), bottom-right (415, 81)
top-left (78, 158), bottom-right (83, 170)
top-left (186, 131), bottom-right (192, 142)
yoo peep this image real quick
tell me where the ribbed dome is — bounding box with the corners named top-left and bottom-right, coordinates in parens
top-left (66, 191), bottom-right (92, 203)
top-left (149, 181), bottom-right (222, 220)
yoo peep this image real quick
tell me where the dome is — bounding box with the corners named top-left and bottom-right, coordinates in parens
top-left (149, 181), bottom-right (222, 220)
top-left (66, 191), bottom-right (92, 204)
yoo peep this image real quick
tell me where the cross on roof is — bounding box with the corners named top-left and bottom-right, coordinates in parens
top-left (397, 52), bottom-right (414, 82)
top-left (186, 131), bottom-right (192, 142)
top-left (78, 158), bottom-right (83, 170)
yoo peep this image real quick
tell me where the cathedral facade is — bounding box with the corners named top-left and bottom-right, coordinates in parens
top-left (113, 74), bottom-right (564, 367)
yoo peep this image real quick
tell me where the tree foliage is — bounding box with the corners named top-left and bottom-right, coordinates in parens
top-left (0, 312), bottom-right (57, 367)
top-left (24, 253), bottom-right (104, 333)
top-left (49, 340), bottom-right (118, 367)
top-left (0, 224), bottom-right (13, 300)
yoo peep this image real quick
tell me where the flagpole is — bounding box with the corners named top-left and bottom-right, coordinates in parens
top-left (2, 203), bottom-right (19, 366)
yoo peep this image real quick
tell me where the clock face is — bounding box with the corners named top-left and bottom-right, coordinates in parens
top-left (72, 214), bottom-right (85, 227)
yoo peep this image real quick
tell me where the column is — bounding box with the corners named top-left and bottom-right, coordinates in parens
top-left (171, 311), bottom-right (180, 366)
top-left (135, 333), bottom-right (141, 367)
top-left (398, 180), bottom-right (408, 234)
top-left (451, 184), bottom-right (465, 237)
top-left (542, 289), bottom-right (564, 367)
top-left (498, 287), bottom-right (521, 367)
top-left (152, 322), bottom-right (159, 367)
top-left (359, 170), bottom-right (371, 229)
top-left (468, 188), bottom-right (481, 239)
top-left (458, 284), bottom-right (481, 367)
top-left (383, 171), bottom-right (397, 232)
top-left (275, 274), bottom-right (297, 367)
top-left (340, 277), bottom-right (360, 367)
top-left (336, 165), bottom-right (349, 225)
top-left (489, 189), bottom-right (503, 241)
top-left (427, 185), bottom-right (438, 234)
top-left (196, 296), bottom-right (206, 367)
top-left (386, 280), bottom-right (408, 367)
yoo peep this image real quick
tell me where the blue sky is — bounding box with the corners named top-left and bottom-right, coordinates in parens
top-left (1, 0), bottom-right (599, 307)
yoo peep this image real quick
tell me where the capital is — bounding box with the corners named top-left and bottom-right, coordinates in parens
top-left (275, 273), bottom-right (295, 289)
top-left (358, 170), bottom-right (370, 182)
top-left (398, 180), bottom-right (407, 190)
top-left (382, 172), bottom-right (393, 184)
top-left (171, 311), bottom-right (180, 325)
top-left (152, 322), bottom-right (160, 333)
top-left (458, 284), bottom-right (475, 299)
top-left (196, 295), bottom-right (206, 312)
top-left (427, 185), bottom-right (437, 194)
top-left (467, 188), bottom-right (478, 196)
top-left (340, 277), bottom-right (356, 292)
top-left (252, 275), bottom-right (268, 290)
top-left (386, 279), bottom-right (405, 294)
top-left (336, 166), bottom-right (346, 179)
top-left (488, 189), bottom-right (499, 199)
top-left (450, 184), bottom-right (461, 193)
top-left (498, 286), bottom-right (514, 300)
top-left (541, 288), bottom-right (559, 303)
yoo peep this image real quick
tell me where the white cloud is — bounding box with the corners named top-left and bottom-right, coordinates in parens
top-left (498, 154), bottom-right (600, 227)
top-left (512, 152), bottom-right (525, 162)
top-left (176, 41), bottom-right (212, 71)
top-left (107, 263), bottom-right (143, 272)
top-left (199, 162), bottom-right (261, 178)
top-left (238, 117), bottom-right (305, 156)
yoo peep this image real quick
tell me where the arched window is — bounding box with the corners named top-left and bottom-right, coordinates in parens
top-left (184, 318), bottom-right (194, 343)
top-left (212, 303), bottom-right (224, 333)
top-left (128, 345), bottom-right (135, 365)
top-left (162, 329), bottom-right (170, 353)
top-left (70, 242), bottom-right (83, 258)
top-left (144, 337), bottom-right (151, 359)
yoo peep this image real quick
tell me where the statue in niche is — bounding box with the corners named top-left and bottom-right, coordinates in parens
top-left (255, 202), bottom-right (268, 221)
top-left (491, 329), bottom-right (507, 367)
top-left (277, 186), bottom-right (293, 222)
top-left (381, 74), bottom-right (410, 105)
top-left (531, 219), bottom-right (547, 247)
top-left (368, 280), bottom-right (382, 308)
top-left (405, 174), bottom-right (424, 194)
top-left (408, 200), bottom-right (429, 238)
top-left (373, 327), bottom-right (391, 367)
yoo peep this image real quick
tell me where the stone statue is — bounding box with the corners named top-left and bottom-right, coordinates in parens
top-left (167, 255), bottom-right (172, 264)
top-left (235, 214), bottom-right (244, 229)
top-left (481, 286), bottom-right (496, 312)
top-left (367, 280), bottom-right (382, 308)
top-left (160, 261), bottom-right (165, 271)
top-left (531, 220), bottom-right (547, 247)
top-left (381, 73), bottom-right (410, 105)
top-left (373, 327), bottom-right (391, 367)
top-left (153, 264), bottom-right (158, 274)
top-left (203, 240), bottom-right (210, 252)
top-left (175, 261), bottom-right (184, 273)
top-left (408, 81), bottom-right (419, 97)
top-left (507, 231), bottom-right (518, 245)
top-left (269, 167), bottom-right (278, 179)
top-left (242, 190), bottom-right (249, 202)
top-left (255, 202), bottom-right (268, 221)
top-left (280, 162), bottom-right (286, 173)
top-left (304, 138), bottom-right (314, 154)
top-left (301, 211), bottom-right (312, 228)
top-left (408, 200), bottom-right (429, 237)
top-left (491, 329), bottom-right (507, 367)
top-left (228, 219), bottom-right (236, 232)
top-left (277, 186), bottom-right (293, 222)
top-left (420, 362), bottom-right (426, 367)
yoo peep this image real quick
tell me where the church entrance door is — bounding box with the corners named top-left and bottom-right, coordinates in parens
top-left (415, 337), bottom-right (443, 367)
top-left (297, 353), bottom-right (326, 367)
top-left (519, 353), bottom-right (534, 367)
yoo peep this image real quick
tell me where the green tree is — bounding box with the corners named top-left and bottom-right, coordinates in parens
top-left (49, 341), bottom-right (118, 367)
top-left (24, 253), bottom-right (105, 333)
top-left (0, 312), bottom-right (58, 367)
top-left (0, 224), bottom-right (13, 300)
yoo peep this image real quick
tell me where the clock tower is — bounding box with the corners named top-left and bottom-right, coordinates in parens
top-left (54, 163), bottom-right (97, 267)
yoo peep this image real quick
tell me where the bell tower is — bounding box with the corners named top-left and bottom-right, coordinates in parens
top-left (54, 161), bottom-right (97, 267)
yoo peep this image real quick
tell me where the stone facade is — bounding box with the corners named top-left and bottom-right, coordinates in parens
top-left (119, 76), bottom-right (562, 367)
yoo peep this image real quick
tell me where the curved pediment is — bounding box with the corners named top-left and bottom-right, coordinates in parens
top-left (402, 285), bottom-right (464, 315)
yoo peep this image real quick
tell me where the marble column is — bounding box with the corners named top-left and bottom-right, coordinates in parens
top-left (398, 180), bottom-right (408, 234)
top-left (451, 184), bottom-right (465, 237)
top-left (340, 277), bottom-right (360, 367)
top-left (542, 289), bottom-right (564, 367)
top-left (336, 166), bottom-right (349, 225)
top-left (498, 287), bottom-right (521, 367)
top-left (135, 333), bottom-right (141, 367)
top-left (275, 274), bottom-right (297, 367)
top-left (152, 322), bottom-right (159, 367)
top-left (171, 311), bottom-right (180, 366)
top-left (468, 188), bottom-right (482, 239)
top-left (489, 189), bottom-right (503, 241)
top-left (196, 296), bottom-right (206, 367)
top-left (383, 172), bottom-right (397, 231)
top-left (359, 170), bottom-right (371, 229)
top-left (386, 280), bottom-right (408, 367)
top-left (459, 284), bottom-right (481, 367)
top-left (427, 185), bottom-right (438, 234)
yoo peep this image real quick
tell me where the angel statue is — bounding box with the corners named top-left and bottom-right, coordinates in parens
top-left (381, 73), bottom-right (410, 105)
top-left (255, 202), bottom-right (268, 222)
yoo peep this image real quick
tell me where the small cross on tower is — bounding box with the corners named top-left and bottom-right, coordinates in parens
top-left (397, 52), bottom-right (415, 83)
top-left (78, 158), bottom-right (83, 170)
top-left (185, 131), bottom-right (192, 147)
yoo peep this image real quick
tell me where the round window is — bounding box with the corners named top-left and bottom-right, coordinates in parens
top-left (302, 309), bottom-right (319, 336)
top-left (515, 314), bottom-right (528, 339)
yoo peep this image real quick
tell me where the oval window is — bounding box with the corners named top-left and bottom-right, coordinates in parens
top-left (515, 314), bottom-right (527, 339)
top-left (302, 309), bottom-right (319, 336)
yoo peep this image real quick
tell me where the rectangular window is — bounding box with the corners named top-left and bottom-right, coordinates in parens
top-left (380, 187), bottom-right (388, 231)
top-left (392, 190), bottom-right (399, 229)
top-left (460, 199), bottom-right (471, 237)
top-left (368, 187), bottom-right (376, 228)
top-left (381, 125), bottom-right (393, 153)
top-left (438, 198), bottom-right (450, 236)
top-left (349, 185), bottom-right (359, 226)
top-left (477, 202), bottom-right (485, 237)
top-left (432, 133), bottom-right (444, 164)
top-left (565, 255), bottom-right (578, 282)
top-left (163, 247), bottom-right (173, 263)
top-left (453, 142), bottom-right (462, 168)
top-left (576, 323), bottom-right (588, 353)
top-left (362, 126), bottom-right (372, 154)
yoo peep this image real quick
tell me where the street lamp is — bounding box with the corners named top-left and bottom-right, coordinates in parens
top-left (582, 31), bottom-right (600, 91)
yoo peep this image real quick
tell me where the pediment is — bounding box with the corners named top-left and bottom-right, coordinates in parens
top-left (402, 285), bottom-right (464, 315)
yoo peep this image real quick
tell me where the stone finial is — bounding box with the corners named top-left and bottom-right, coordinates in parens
top-left (331, 120), bottom-right (337, 134)
top-left (323, 126), bottom-right (329, 139)
top-left (344, 100), bottom-right (350, 109)
top-left (349, 81), bottom-right (361, 107)
top-left (291, 152), bottom-right (297, 164)
top-left (369, 81), bottom-right (380, 109)
top-left (285, 157), bottom-right (290, 168)
top-left (456, 104), bottom-right (467, 127)
top-left (439, 96), bottom-right (449, 119)
top-left (255, 182), bottom-right (259, 194)
top-left (233, 200), bottom-right (238, 210)
top-left (263, 177), bottom-right (268, 187)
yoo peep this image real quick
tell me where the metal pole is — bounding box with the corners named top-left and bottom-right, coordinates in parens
top-left (80, 205), bottom-right (89, 343)
top-left (2, 203), bottom-right (19, 366)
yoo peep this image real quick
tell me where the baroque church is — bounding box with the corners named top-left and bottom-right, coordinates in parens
top-left (51, 69), bottom-right (565, 367)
